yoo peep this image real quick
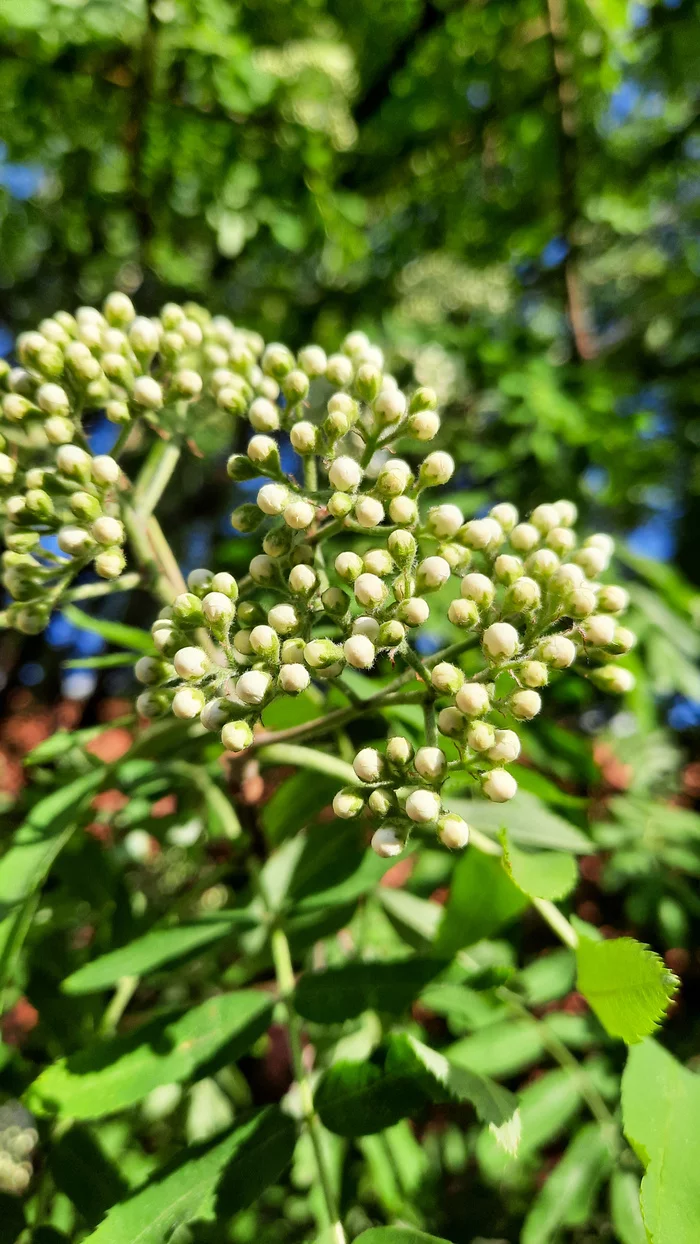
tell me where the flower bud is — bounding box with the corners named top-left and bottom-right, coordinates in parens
top-left (129, 317), bottom-right (160, 355)
top-left (383, 736), bottom-right (412, 769)
top-left (221, 720), bottom-right (254, 752)
top-left (505, 576), bottom-right (541, 612)
top-left (230, 503), bottom-right (262, 534)
top-left (95, 548), bottom-right (126, 578)
top-left (397, 596), bottom-right (430, 626)
top-left (25, 489), bottom-right (54, 520)
top-left (551, 563), bottom-right (586, 592)
top-left (249, 554), bottom-right (276, 584)
top-left (431, 662), bottom-right (464, 695)
top-left (585, 533), bottom-right (615, 556)
top-left (510, 523), bottom-right (540, 552)
top-left (135, 656), bottom-right (172, 686)
top-left (263, 527), bottom-right (294, 558)
top-left (333, 787), bottom-right (365, 819)
top-left (408, 409), bottom-right (440, 440)
top-left (509, 689), bottom-right (542, 720)
top-left (69, 491), bottom-right (101, 522)
top-left (374, 388), bottom-right (407, 424)
top-left (488, 729), bottom-right (521, 764)
top-left (326, 353), bottom-right (354, 386)
top-left (248, 396), bottom-right (280, 432)
top-left (262, 343), bottom-right (294, 380)
top-left (132, 376), bottom-right (163, 409)
top-left (278, 663), bottom-right (311, 694)
top-left (200, 698), bottom-right (233, 731)
top-left (92, 516), bottom-right (125, 546)
top-left (321, 587), bottom-right (348, 617)
top-left (611, 626), bottom-right (635, 654)
top-left (288, 563), bottom-right (317, 595)
top-left (236, 669), bottom-right (272, 704)
top-left (448, 598), bottom-right (479, 629)
top-left (290, 422), bottom-right (318, 454)
top-left (417, 555), bottom-right (451, 592)
top-left (460, 518), bottom-right (503, 551)
top-left (281, 637), bottom-right (306, 664)
top-left (257, 483), bottom-right (289, 516)
top-left (467, 720), bottom-right (496, 751)
top-left (387, 529), bottom-right (416, 568)
top-left (439, 814), bottom-right (470, 850)
top-left (291, 544), bottom-right (314, 566)
top-left (354, 496), bottom-right (385, 529)
top-left (218, 385), bottom-right (248, 417)
top-left (420, 451), bottom-right (454, 486)
top-left (538, 634), bottom-right (576, 669)
top-left (568, 587), bottom-right (598, 618)
top-left (482, 769), bottom-right (517, 802)
top-left (298, 344), bottom-right (327, 377)
top-left (352, 572), bottom-right (386, 609)
top-left (490, 503), bottom-right (518, 532)
top-left (186, 568), bottom-right (213, 595)
top-left (530, 504), bottom-right (560, 533)
top-left (37, 383), bottom-right (69, 416)
top-left (104, 291), bottom-right (135, 326)
top-left (519, 660), bottom-right (548, 688)
top-left (202, 592), bottom-right (235, 628)
top-left (344, 635), bottom-right (376, 669)
top-left (438, 706), bottom-right (466, 737)
top-left (282, 369), bottom-right (310, 404)
top-left (174, 646), bottom-right (209, 679)
top-left (546, 526), bottom-right (576, 556)
top-left (376, 459), bottom-right (411, 498)
top-left (494, 555), bottom-right (523, 585)
top-left (389, 496), bottom-right (418, 525)
top-left (591, 664), bottom-right (635, 694)
top-left (91, 455), bottom-right (120, 487)
top-left (44, 415), bottom-right (75, 444)
top-left (105, 400), bottom-right (131, 424)
top-left (482, 622), bottom-right (520, 661)
top-left (57, 444), bottom-right (92, 481)
top-left (136, 690), bottom-right (170, 718)
top-left (554, 499), bottom-right (577, 526)
top-left (284, 500), bottom-right (316, 530)
top-left (405, 788), bottom-right (441, 823)
top-left (378, 619), bottom-right (405, 646)
top-left (371, 827), bottom-right (404, 858)
top-left (354, 362), bottom-right (382, 403)
top-left (247, 435), bottom-right (281, 471)
top-left (172, 686), bottom-right (206, 719)
top-left (304, 639), bottom-right (344, 670)
top-left (575, 546), bottom-right (609, 578)
top-left (173, 592), bottom-right (205, 624)
top-left (325, 492), bottom-right (351, 518)
top-left (597, 585), bottom-right (628, 614)
top-left (580, 614), bottom-right (616, 647)
top-left (211, 571), bottom-right (238, 599)
top-left (328, 456), bottom-right (362, 492)
top-left (353, 747), bottom-right (384, 784)
top-left (250, 625), bottom-right (280, 659)
top-left (267, 604), bottom-right (299, 635)
top-left (414, 746), bottom-right (447, 781)
top-left (460, 573), bottom-right (494, 607)
top-left (455, 681), bottom-right (490, 716)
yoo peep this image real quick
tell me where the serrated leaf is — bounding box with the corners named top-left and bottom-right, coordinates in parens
top-left (62, 912), bottom-right (258, 995)
top-left (622, 1038), bottom-right (700, 1244)
top-left (26, 991), bottom-right (273, 1119)
top-left (449, 791), bottom-right (593, 853)
top-left (435, 849), bottom-right (528, 956)
top-left (294, 958), bottom-right (447, 1023)
top-left (500, 830), bottom-right (578, 901)
top-left (477, 1067), bottom-right (584, 1187)
top-left (81, 1108), bottom-right (294, 1243)
top-left (521, 1122), bottom-right (613, 1243)
top-left (576, 936), bottom-right (679, 1043)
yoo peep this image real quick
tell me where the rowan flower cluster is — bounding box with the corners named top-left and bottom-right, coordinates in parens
top-left (1, 295), bottom-right (636, 857)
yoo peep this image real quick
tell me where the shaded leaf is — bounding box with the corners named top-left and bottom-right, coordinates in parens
top-left (62, 604), bottom-right (154, 654)
top-left (610, 1169), bottom-right (648, 1244)
top-left (294, 958), bottom-right (447, 1023)
top-left (449, 791), bottom-right (592, 853)
top-left (435, 849), bottom-right (528, 956)
top-left (49, 1125), bottom-right (129, 1226)
top-left (521, 1122), bottom-right (613, 1243)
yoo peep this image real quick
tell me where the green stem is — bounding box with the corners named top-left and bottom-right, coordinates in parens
top-left (132, 438), bottom-right (182, 517)
top-left (269, 924), bottom-right (345, 1242)
top-left (424, 699), bottom-right (437, 748)
top-left (249, 689), bottom-right (426, 752)
top-left (64, 572), bottom-right (142, 602)
top-left (304, 455), bottom-right (318, 494)
top-left (100, 975), bottom-right (139, 1036)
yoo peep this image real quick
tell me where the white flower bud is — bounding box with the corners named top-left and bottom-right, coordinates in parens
top-left (554, 499), bottom-right (577, 527)
top-left (460, 518), bottom-right (503, 550)
top-left (91, 455), bottom-right (120, 486)
top-left (152, 621), bottom-right (176, 653)
top-left (490, 503), bottom-right (519, 532)
top-left (585, 533), bottom-right (615, 556)
top-left (174, 646), bottom-right (209, 679)
top-left (456, 682), bottom-right (490, 716)
top-left (538, 635), bottom-right (577, 669)
top-left (132, 376), bottom-right (163, 409)
top-left (581, 614), bottom-right (617, 646)
top-left (438, 814), bottom-right (470, 850)
top-left (612, 626), bottom-right (635, 653)
top-left (530, 504), bottom-right (560, 533)
top-left (482, 622), bottom-right (520, 661)
top-left (546, 527), bottom-right (576, 557)
top-left (420, 451), bottom-right (454, 486)
top-left (417, 555), bottom-right (451, 591)
top-left (250, 624), bottom-right (279, 657)
top-left (566, 586), bottom-right (597, 618)
top-left (304, 639), bottom-right (343, 670)
top-left (482, 769), bottom-right (518, 802)
top-left (326, 353), bottom-right (354, 386)
top-left (134, 656), bottom-right (167, 686)
top-left (329, 456), bottom-right (363, 492)
top-left (57, 526), bottom-right (93, 555)
top-left (438, 706), bottom-right (466, 737)
top-left (552, 563), bottom-right (586, 591)
top-left (221, 720), bottom-right (254, 752)
top-left (200, 698), bottom-right (232, 731)
top-left (129, 316), bottom-right (160, 354)
top-left (405, 788), bottom-right (441, 823)
top-left (57, 444), bottom-right (92, 480)
top-left (575, 546), bottom-right (609, 577)
top-left (408, 409), bottom-right (440, 440)
top-left (371, 827), bottom-right (404, 858)
top-left (386, 735), bottom-right (413, 766)
top-left (173, 369), bottom-right (203, 399)
top-left (172, 686), bottom-right (206, 719)
top-left (95, 548), bottom-right (126, 579)
top-left (374, 388), bottom-right (407, 424)
top-left (397, 596), bottom-right (430, 626)
top-left (527, 549), bottom-right (560, 579)
top-left (249, 554), bottom-right (276, 584)
top-left (488, 729), bottom-right (521, 764)
top-left (389, 496), bottom-right (418, 525)
top-left (211, 571), bottom-right (238, 599)
top-left (467, 720), bottom-right (496, 751)
top-left (104, 291), bottom-right (135, 325)
top-left (0, 453), bottom-right (17, 484)
top-left (597, 585), bottom-right (628, 614)
top-left (284, 500), bottom-right (315, 530)
top-left (369, 789), bottom-right (394, 817)
top-left (233, 630), bottom-right (252, 656)
top-left (328, 492), bottom-right (354, 518)
top-left (37, 383), bottom-right (70, 416)
top-left (202, 592), bottom-right (235, 625)
top-left (448, 598), bottom-right (479, 628)
top-left (278, 663), bottom-right (311, 694)
top-left (342, 330), bottom-right (370, 357)
top-left (280, 638), bottom-right (306, 664)
top-left (249, 397), bottom-right (280, 432)
top-left (257, 484), bottom-right (289, 516)
top-left (267, 604), bottom-right (299, 635)
top-left (591, 665), bottom-right (635, 694)
top-left (510, 689), bottom-right (542, 720)
top-left (333, 788), bottom-right (365, 819)
top-left (354, 496), bottom-right (385, 528)
top-left (354, 572), bottom-right (387, 608)
top-left (290, 422), bottom-right (318, 454)
top-left (287, 563), bottom-right (316, 596)
top-left (508, 576), bottom-right (542, 612)
top-left (519, 660), bottom-right (548, 688)
top-left (414, 746), bottom-right (447, 781)
top-left (494, 554), bottom-right (523, 584)
top-left (510, 523), bottom-right (540, 552)
top-left (353, 747), bottom-right (385, 784)
top-left (136, 691), bottom-right (166, 719)
top-left (298, 344), bottom-right (327, 376)
top-left (460, 573), bottom-right (494, 606)
top-left (344, 635), bottom-right (376, 669)
top-left (44, 415), bottom-right (75, 444)
top-left (247, 434), bottom-right (278, 464)
top-left (427, 504), bottom-right (463, 539)
top-left (431, 662), bottom-right (464, 695)
top-left (352, 617), bottom-right (380, 643)
top-left (91, 516), bottom-right (125, 546)
top-left (377, 460), bottom-right (412, 497)
top-left (236, 669), bottom-right (272, 704)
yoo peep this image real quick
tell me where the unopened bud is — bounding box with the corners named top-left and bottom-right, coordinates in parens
top-left (333, 788), bottom-right (365, 819)
top-left (353, 747), bottom-right (385, 784)
top-left (221, 720), bottom-right (254, 752)
top-left (405, 788), bottom-right (441, 823)
top-left (482, 769), bottom-right (518, 802)
top-left (439, 814), bottom-right (470, 850)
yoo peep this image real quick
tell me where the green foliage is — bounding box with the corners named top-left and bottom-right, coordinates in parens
top-left (576, 936), bottom-right (679, 1043)
top-left (500, 831), bottom-right (578, 902)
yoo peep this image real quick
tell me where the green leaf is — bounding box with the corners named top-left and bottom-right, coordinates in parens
top-left (355, 1231), bottom-right (452, 1244)
top-left (500, 830), bottom-right (578, 901)
top-left (294, 958), bottom-right (448, 1023)
top-left (449, 1020), bottom-right (545, 1079)
top-left (49, 1125), bottom-right (129, 1226)
top-left (62, 912), bottom-right (258, 995)
top-left (521, 1122), bottom-right (613, 1243)
top-left (435, 849), bottom-right (528, 956)
top-left (26, 991), bottom-right (273, 1119)
top-left (576, 936), bottom-right (679, 1043)
top-left (0, 769), bottom-right (105, 989)
top-left (477, 1067), bottom-right (584, 1187)
top-left (62, 604), bottom-right (154, 654)
top-left (449, 791), bottom-right (593, 853)
top-left (24, 718), bottom-right (134, 765)
top-left (622, 1038), bottom-right (700, 1244)
top-left (609, 1169), bottom-right (648, 1244)
top-left (62, 653), bottom-right (136, 670)
top-left (81, 1108), bottom-right (294, 1243)
top-left (262, 771), bottom-right (342, 844)
top-left (257, 743), bottom-right (357, 786)
top-left (378, 889), bottom-right (443, 947)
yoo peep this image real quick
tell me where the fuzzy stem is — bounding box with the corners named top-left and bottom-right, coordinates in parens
top-left (64, 572), bottom-right (142, 602)
top-left (133, 438), bottom-right (182, 517)
top-left (304, 455), bottom-right (318, 494)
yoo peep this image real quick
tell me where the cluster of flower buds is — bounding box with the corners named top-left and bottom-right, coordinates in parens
top-left (0, 1102), bottom-right (38, 1196)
